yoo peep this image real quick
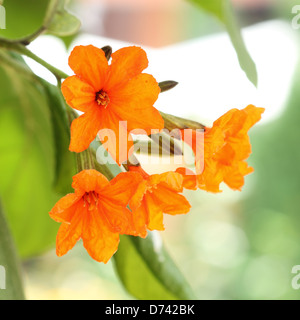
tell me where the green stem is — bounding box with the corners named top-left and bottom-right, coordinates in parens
top-left (0, 201), bottom-right (25, 300)
top-left (15, 44), bottom-right (69, 80)
top-left (0, 41), bottom-right (69, 81)
top-left (76, 149), bottom-right (95, 173)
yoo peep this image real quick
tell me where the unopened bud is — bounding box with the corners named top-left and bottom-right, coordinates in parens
top-left (158, 81), bottom-right (178, 93)
top-left (101, 46), bottom-right (112, 61)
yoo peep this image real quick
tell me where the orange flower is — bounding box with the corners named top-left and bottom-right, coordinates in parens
top-left (49, 169), bottom-right (144, 263)
top-left (180, 105), bottom-right (265, 193)
top-left (61, 45), bottom-right (164, 164)
top-left (175, 167), bottom-right (197, 190)
top-left (128, 166), bottom-right (191, 233)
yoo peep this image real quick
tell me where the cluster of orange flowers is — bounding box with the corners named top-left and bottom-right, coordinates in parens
top-left (50, 45), bottom-right (264, 263)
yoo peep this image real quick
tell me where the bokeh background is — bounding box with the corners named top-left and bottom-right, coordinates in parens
top-left (1, 0), bottom-right (300, 300)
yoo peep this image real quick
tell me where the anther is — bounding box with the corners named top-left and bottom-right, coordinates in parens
top-left (96, 90), bottom-right (110, 108)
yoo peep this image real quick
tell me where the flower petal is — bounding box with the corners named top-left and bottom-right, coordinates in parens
top-left (149, 171), bottom-right (184, 192)
top-left (98, 110), bottom-right (134, 164)
top-left (197, 158), bottom-right (224, 193)
top-left (223, 161), bottom-right (253, 190)
top-left (61, 76), bottom-right (97, 112)
top-left (100, 199), bottom-right (146, 237)
top-left (68, 45), bottom-right (109, 91)
top-left (129, 202), bottom-right (149, 237)
top-left (69, 109), bottom-right (102, 153)
top-left (56, 205), bottom-right (83, 257)
top-left (152, 185), bottom-right (191, 216)
top-left (81, 207), bottom-right (119, 263)
top-left (145, 193), bottom-right (165, 231)
top-left (49, 193), bottom-right (81, 223)
top-left (109, 73), bottom-right (163, 133)
top-left (128, 179), bottom-right (148, 211)
top-left (101, 172), bottom-right (144, 206)
top-left (175, 167), bottom-right (197, 190)
top-left (72, 169), bottom-right (109, 195)
top-left (242, 104), bottom-right (265, 133)
top-left (106, 46), bottom-right (148, 89)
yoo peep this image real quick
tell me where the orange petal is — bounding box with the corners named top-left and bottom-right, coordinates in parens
top-left (56, 205), bottom-right (83, 257)
top-left (203, 126), bottom-right (224, 158)
top-left (149, 171), bottom-right (184, 192)
top-left (106, 46), bottom-right (148, 89)
top-left (101, 172), bottom-right (144, 206)
top-left (223, 161), bottom-right (253, 191)
top-left (108, 73), bottom-right (163, 133)
top-left (68, 45), bottom-right (109, 91)
top-left (72, 169), bottom-right (109, 195)
top-left (69, 109), bottom-right (102, 153)
top-left (129, 202), bottom-right (148, 238)
top-left (100, 199), bottom-right (146, 237)
top-left (144, 193), bottom-right (165, 231)
top-left (99, 172), bottom-right (148, 237)
top-left (61, 76), bottom-right (97, 112)
top-left (197, 159), bottom-right (224, 193)
top-left (81, 207), bottom-right (119, 263)
top-left (242, 105), bottom-right (265, 133)
top-left (49, 193), bottom-right (81, 223)
top-left (98, 110), bottom-right (134, 164)
top-left (128, 165), bottom-right (150, 179)
top-left (213, 105), bottom-right (264, 137)
top-left (175, 167), bottom-right (197, 190)
top-left (129, 179), bottom-right (148, 211)
top-left (100, 200), bottom-right (131, 233)
top-left (213, 108), bottom-right (239, 133)
top-left (152, 185), bottom-right (191, 216)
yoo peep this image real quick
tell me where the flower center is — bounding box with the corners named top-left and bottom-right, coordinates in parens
top-left (95, 90), bottom-right (110, 108)
top-left (83, 191), bottom-right (99, 211)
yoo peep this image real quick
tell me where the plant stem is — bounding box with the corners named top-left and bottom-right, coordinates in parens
top-left (15, 44), bottom-right (69, 80)
top-left (0, 41), bottom-right (69, 81)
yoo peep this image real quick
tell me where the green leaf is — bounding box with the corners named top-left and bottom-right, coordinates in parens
top-left (188, 0), bottom-right (258, 87)
top-left (114, 233), bottom-right (196, 300)
top-left (0, 52), bottom-right (59, 258)
top-left (0, 0), bottom-right (80, 41)
top-left (0, 201), bottom-right (25, 300)
top-left (47, 7), bottom-right (81, 37)
top-left (0, 0), bottom-right (50, 39)
top-left (40, 79), bottom-right (76, 194)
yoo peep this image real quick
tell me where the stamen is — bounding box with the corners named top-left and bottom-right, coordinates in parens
top-left (83, 191), bottom-right (99, 211)
top-left (96, 90), bottom-right (110, 108)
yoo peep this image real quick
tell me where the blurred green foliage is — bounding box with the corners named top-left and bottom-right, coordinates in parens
top-left (189, 0), bottom-right (257, 86)
top-left (240, 55), bottom-right (300, 299)
top-left (0, 54), bottom-right (60, 258)
top-left (0, 202), bottom-right (25, 300)
top-left (0, 0), bottom-right (49, 39)
top-left (1, 0), bottom-right (300, 301)
top-left (114, 233), bottom-right (195, 300)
